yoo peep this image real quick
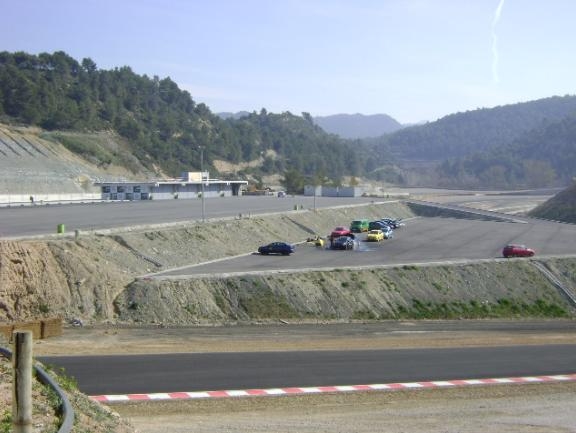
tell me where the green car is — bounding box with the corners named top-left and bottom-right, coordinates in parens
top-left (350, 219), bottom-right (369, 233)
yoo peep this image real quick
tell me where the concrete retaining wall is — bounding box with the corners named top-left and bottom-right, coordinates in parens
top-left (0, 193), bottom-right (101, 206)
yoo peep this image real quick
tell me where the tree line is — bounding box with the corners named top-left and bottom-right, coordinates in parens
top-left (365, 95), bottom-right (576, 189)
top-left (2, 50), bottom-right (574, 191)
top-left (436, 115), bottom-right (576, 189)
top-left (0, 51), bottom-right (366, 192)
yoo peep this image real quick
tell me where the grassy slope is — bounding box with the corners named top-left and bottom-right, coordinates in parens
top-left (529, 183), bottom-right (576, 223)
top-left (0, 124), bottom-right (153, 196)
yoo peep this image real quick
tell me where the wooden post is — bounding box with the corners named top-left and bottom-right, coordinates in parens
top-left (12, 331), bottom-right (33, 433)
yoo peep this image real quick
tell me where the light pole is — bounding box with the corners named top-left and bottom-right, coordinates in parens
top-left (313, 185), bottom-right (317, 212)
top-left (200, 146), bottom-right (205, 222)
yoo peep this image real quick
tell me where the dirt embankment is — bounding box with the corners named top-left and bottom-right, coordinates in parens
top-left (0, 125), bottom-right (152, 196)
top-left (1, 201), bottom-right (575, 325)
top-left (116, 259), bottom-right (576, 325)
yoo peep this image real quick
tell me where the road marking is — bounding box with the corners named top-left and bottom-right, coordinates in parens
top-left (90, 373), bottom-right (576, 402)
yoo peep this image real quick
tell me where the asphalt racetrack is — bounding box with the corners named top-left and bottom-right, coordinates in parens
top-left (0, 195), bottom-right (376, 238)
top-left (152, 214), bottom-right (576, 278)
top-left (40, 344), bottom-right (576, 395)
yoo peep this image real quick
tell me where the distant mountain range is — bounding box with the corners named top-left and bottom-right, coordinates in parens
top-left (313, 113), bottom-right (403, 139)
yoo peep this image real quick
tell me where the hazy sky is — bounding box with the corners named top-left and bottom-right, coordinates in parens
top-left (2, 1), bottom-right (575, 123)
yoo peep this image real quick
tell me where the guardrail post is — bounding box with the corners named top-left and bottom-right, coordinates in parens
top-left (12, 331), bottom-right (33, 433)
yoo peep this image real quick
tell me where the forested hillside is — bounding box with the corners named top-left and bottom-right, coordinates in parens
top-left (0, 51), bottom-right (365, 190)
top-left (437, 115), bottom-right (576, 188)
top-left (2, 50), bottom-right (575, 191)
top-left (370, 96), bottom-right (576, 160)
top-left (362, 96), bottom-right (576, 188)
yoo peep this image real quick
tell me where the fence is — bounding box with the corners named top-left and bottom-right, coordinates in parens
top-left (0, 317), bottom-right (62, 341)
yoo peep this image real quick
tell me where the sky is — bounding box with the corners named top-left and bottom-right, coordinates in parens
top-left (2, 0), bottom-right (575, 124)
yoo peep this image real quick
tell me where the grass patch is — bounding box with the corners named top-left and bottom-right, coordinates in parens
top-left (238, 290), bottom-right (297, 318)
top-left (49, 133), bottom-right (114, 166)
top-left (213, 293), bottom-right (227, 311)
top-left (0, 411), bottom-right (11, 433)
top-left (432, 281), bottom-right (447, 293)
top-left (351, 310), bottom-right (378, 320)
top-left (44, 365), bottom-right (79, 393)
top-left (395, 297), bottom-right (569, 319)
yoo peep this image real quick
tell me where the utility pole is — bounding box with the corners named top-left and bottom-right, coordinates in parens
top-left (13, 331), bottom-right (32, 433)
top-left (313, 185), bottom-right (317, 212)
top-left (200, 146), bottom-right (205, 222)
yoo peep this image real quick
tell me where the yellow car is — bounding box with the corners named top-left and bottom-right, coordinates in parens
top-left (366, 229), bottom-right (384, 242)
top-left (307, 236), bottom-right (325, 248)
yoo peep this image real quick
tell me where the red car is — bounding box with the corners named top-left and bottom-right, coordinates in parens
top-left (330, 226), bottom-right (352, 239)
top-left (502, 244), bottom-right (535, 258)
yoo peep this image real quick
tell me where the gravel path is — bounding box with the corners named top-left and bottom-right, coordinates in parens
top-left (116, 383), bottom-right (576, 433)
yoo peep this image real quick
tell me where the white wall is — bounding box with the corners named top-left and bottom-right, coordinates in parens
top-left (0, 193), bottom-right (101, 205)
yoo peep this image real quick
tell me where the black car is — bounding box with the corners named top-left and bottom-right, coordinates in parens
top-left (380, 218), bottom-right (404, 229)
top-left (330, 236), bottom-right (355, 250)
top-left (258, 242), bottom-right (295, 255)
top-left (369, 220), bottom-right (391, 231)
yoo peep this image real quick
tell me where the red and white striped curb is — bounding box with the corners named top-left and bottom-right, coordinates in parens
top-left (91, 373), bottom-right (576, 403)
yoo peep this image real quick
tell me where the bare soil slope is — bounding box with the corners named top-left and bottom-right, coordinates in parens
top-left (0, 124), bottom-right (152, 196)
top-left (1, 201), bottom-right (575, 325)
top-left (530, 181), bottom-right (576, 223)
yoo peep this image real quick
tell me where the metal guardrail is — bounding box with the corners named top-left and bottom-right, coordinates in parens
top-left (110, 235), bottom-right (163, 268)
top-left (0, 346), bottom-right (75, 433)
top-left (405, 199), bottom-right (528, 223)
top-left (532, 261), bottom-right (576, 308)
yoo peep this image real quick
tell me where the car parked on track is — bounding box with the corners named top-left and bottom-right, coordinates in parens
top-left (306, 235), bottom-right (325, 248)
top-left (369, 220), bottom-right (391, 231)
top-left (330, 226), bottom-right (352, 239)
top-left (350, 219), bottom-right (369, 233)
top-left (366, 229), bottom-right (384, 242)
top-left (330, 236), bottom-right (356, 250)
top-left (381, 225), bottom-right (394, 239)
top-left (502, 244), bottom-right (535, 258)
top-left (380, 218), bottom-right (404, 229)
top-left (258, 242), bottom-right (295, 255)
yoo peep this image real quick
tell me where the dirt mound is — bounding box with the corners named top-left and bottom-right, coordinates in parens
top-left (530, 182), bottom-right (576, 223)
top-left (116, 259), bottom-right (575, 325)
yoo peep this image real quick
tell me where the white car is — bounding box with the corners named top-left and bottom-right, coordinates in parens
top-left (381, 226), bottom-right (394, 239)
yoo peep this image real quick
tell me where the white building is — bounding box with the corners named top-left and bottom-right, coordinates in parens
top-left (96, 172), bottom-right (247, 201)
top-left (304, 185), bottom-right (363, 197)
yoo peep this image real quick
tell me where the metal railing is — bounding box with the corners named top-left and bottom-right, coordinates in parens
top-left (532, 261), bottom-right (576, 308)
top-left (0, 346), bottom-right (75, 433)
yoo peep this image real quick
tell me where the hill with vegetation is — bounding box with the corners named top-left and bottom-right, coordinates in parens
top-left (436, 115), bottom-right (576, 189)
top-left (362, 96), bottom-right (576, 188)
top-left (2, 50), bottom-right (575, 192)
top-left (529, 182), bottom-right (576, 223)
top-left (371, 96), bottom-right (576, 161)
top-left (313, 113), bottom-right (403, 139)
top-left (0, 51), bottom-right (367, 192)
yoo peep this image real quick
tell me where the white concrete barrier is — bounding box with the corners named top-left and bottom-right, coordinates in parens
top-left (0, 193), bottom-right (101, 206)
